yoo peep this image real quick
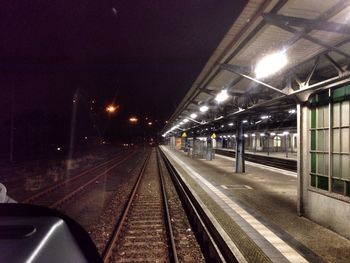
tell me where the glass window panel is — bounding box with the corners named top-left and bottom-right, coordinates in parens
top-left (317, 176), bottom-right (329, 191)
top-left (332, 179), bottom-right (344, 195)
top-left (317, 108), bottom-right (324, 128)
top-left (333, 87), bottom-right (345, 101)
top-left (317, 154), bottom-right (324, 175)
top-left (311, 152), bottom-right (316, 173)
top-left (341, 101), bottom-right (349, 126)
top-left (332, 154), bottom-right (340, 178)
top-left (325, 130), bottom-right (329, 151)
top-left (317, 130), bottom-right (324, 151)
top-left (341, 154), bottom-right (350, 180)
top-left (333, 129), bottom-right (340, 152)
top-left (341, 128), bottom-right (349, 153)
top-left (325, 154), bottom-right (329, 175)
top-left (333, 103), bottom-right (340, 127)
top-left (346, 182), bottom-right (350, 197)
top-left (310, 174), bottom-right (316, 187)
top-left (323, 106), bottom-right (329, 128)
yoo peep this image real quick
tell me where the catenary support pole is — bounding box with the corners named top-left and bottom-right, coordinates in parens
top-left (235, 120), bottom-right (245, 173)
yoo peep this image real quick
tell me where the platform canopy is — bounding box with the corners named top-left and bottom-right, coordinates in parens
top-left (162, 0), bottom-right (350, 136)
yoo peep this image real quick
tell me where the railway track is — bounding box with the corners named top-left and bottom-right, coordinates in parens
top-left (20, 151), bottom-right (136, 208)
top-left (6, 154), bottom-right (122, 199)
top-left (102, 148), bottom-right (227, 263)
top-left (214, 148), bottom-right (297, 172)
top-left (102, 150), bottom-right (174, 262)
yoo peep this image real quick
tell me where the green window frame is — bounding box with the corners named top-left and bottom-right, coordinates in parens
top-left (309, 85), bottom-right (350, 197)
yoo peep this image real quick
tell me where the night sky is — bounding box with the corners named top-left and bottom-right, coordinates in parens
top-left (0, 0), bottom-right (246, 156)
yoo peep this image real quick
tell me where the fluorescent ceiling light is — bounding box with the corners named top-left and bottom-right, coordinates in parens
top-left (215, 89), bottom-right (229, 103)
top-left (242, 120), bottom-right (248, 123)
top-left (255, 51), bottom-right (288, 78)
top-left (288, 109), bottom-right (296, 114)
top-left (228, 123), bottom-right (234, 126)
top-left (199, 105), bottom-right (209, 112)
top-left (183, 119), bottom-right (189, 123)
top-left (270, 132), bottom-right (276, 136)
top-left (190, 113), bottom-right (198, 119)
top-left (261, 115), bottom-right (270, 120)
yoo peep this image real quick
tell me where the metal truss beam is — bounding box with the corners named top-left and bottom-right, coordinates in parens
top-left (220, 63), bottom-right (288, 95)
top-left (263, 13), bottom-right (350, 35)
top-left (263, 15), bottom-right (350, 59)
top-left (324, 54), bottom-right (345, 74)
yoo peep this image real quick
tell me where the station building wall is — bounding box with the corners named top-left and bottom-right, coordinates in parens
top-left (300, 86), bottom-right (350, 239)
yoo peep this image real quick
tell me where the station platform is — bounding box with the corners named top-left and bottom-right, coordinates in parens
top-left (160, 146), bottom-right (350, 263)
top-left (214, 148), bottom-right (297, 161)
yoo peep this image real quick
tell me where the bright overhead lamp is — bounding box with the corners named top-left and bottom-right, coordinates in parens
top-left (180, 121), bottom-right (184, 125)
top-left (283, 131), bottom-right (289, 135)
top-left (183, 118), bottom-right (189, 123)
top-left (252, 134), bottom-right (256, 137)
top-left (242, 120), bottom-right (248, 123)
top-left (260, 133), bottom-right (265, 136)
top-left (270, 132), bottom-right (276, 136)
top-left (228, 123), bottom-right (234, 126)
top-left (255, 51), bottom-right (288, 78)
top-left (288, 109), bottom-right (296, 114)
top-left (199, 105), bottom-right (209, 112)
top-left (215, 89), bottom-right (229, 103)
top-left (261, 115), bottom-right (270, 120)
top-left (190, 113), bottom-right (198, 119)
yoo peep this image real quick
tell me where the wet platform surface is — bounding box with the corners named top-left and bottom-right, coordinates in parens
top-left (161, 146), bottom-right (350, 263)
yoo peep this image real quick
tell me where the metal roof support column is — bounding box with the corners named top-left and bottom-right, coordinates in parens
top-left (192, 136), bottom-right (197, 159)
top-left (206, 137), bottom-right (213, 161)
top-left (297, 104), bottom-right (304, 216)
top-left (235, 120), bottom-right (245, 173)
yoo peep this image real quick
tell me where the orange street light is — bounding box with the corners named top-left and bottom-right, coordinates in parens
top-left (106, 105), bottom-right (118, 113)
top-left (129, 116), bottom-right (138, 124)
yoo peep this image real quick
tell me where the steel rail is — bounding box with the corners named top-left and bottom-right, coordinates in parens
top-left (22, 151), bottom-right (135, 204)
top-left (48, 152), bottom-right (136, 208)
top-left (102, 152), bottom-right (151, 262)
top-left (156, 148), bottom-right (179, 263)
top-left (159, 147), bottom-right (237, 262)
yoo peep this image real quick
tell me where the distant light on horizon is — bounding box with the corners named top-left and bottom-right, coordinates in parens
top-left (106, 105), bottom-right (117, 113)
top-left (129, 116), bottom-right (138, 123)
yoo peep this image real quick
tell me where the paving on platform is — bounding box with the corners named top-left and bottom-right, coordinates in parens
top-left (160, 146), bottom-right (350, 263)
top-left (214, 148), bottom-right (297, 161)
